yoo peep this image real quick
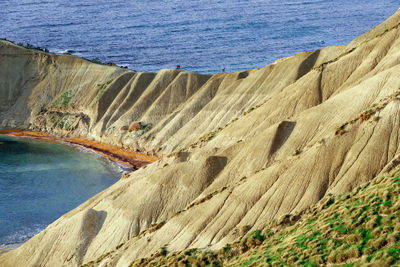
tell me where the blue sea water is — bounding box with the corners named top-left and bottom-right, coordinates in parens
top-left (0, 1), bottom-right (398, 73)
top-left (0, 135), bottom-right (120, 248)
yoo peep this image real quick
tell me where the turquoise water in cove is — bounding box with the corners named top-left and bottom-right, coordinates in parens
top-left (0, 1), bottom-right (398, 73)
top-left (0, 135), bottom-right (120, 248)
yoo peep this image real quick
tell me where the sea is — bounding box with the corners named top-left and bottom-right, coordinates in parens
top-left (0, 135), bottom-right (120, 249)
top-left (0, 1), bottom-right (398, 73)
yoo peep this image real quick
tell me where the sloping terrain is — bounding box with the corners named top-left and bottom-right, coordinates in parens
top-left (1, 9), bottom-right (400, 267)
top-left (130, 167), bottom-right (400, 266)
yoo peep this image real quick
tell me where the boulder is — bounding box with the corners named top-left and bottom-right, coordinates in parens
top-left (128, 122), bottom-right (141, 132)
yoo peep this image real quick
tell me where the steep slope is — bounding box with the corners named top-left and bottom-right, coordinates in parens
top-left (130, 167), bottom-right (400, 266)
top-left (1, 9), bottom-right (400, 267)
top-left (0, 37), bottom-right (343, 155)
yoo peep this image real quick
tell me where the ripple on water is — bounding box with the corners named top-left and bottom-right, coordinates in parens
top-left (0, 0), bottom-right (397, 73)
top-left (0, 135), bottom-right (120, 247)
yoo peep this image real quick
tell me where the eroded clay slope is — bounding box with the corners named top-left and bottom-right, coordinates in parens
top-left (1, 9), bottom-right (400, 267)
top-left (0, 36), bottom-right (343, 155)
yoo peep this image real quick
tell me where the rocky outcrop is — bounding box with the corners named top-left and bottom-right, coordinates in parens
top-left (1, 9), bottom-right (400, 267)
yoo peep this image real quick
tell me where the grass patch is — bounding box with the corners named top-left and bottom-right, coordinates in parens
top-left (53, 90), bottom-right (74, 107)
top-left (127, 169), bottom-right (400, 267)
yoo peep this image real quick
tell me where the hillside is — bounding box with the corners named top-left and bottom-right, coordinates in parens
top-left (130, 167), bottom-right (400, 266)
top-left (1, 9), bottom-right (400, 267)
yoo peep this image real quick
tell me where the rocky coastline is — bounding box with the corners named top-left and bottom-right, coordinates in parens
top-left (1, 10), bottom-right (400, 266)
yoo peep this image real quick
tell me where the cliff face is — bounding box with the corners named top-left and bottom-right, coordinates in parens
top-left (0, 36), bottom-right (343, 155)
top-left (1, 9), bottom-right (400, 267)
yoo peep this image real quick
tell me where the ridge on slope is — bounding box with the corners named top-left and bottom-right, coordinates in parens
top-left (0, 37), bottom-right (343, 155)
top-left (2, 9), bottom-right (400, 267)
top-left (130, 166), bottom-right (400, 267)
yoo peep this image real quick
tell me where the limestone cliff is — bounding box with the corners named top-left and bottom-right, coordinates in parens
top-left (1, 9), bottom-right (400, 267)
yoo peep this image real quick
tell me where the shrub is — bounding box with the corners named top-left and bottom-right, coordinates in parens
top-left (249, 230), bottom-right (265, 242)
top-left (53, 90), bottom-right (74, 106)
top-left (96, 84), bottom-right (108, 100)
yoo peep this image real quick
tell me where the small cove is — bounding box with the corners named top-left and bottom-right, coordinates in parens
top-left (0, 135), bottom-right (121, 249)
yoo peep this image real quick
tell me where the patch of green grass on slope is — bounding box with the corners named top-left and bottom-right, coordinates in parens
top-left (123, 170), bottom-right (400, 267)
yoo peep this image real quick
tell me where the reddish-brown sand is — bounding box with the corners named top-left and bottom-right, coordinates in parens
top-left (0, 130), bottom-right (158, 170)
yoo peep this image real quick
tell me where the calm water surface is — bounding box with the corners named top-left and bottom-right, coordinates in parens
top-left (0, 1), bottom-right (398, 73)
top-left (0, 135), bottom-right (120, 248)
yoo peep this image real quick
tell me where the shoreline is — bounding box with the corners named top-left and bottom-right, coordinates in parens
top-left (0, 129), bottom-right (158, 256)
top-left (0, 130), bottom-right (158, 170)
top-left (0, 244), bottom-right (21, 256)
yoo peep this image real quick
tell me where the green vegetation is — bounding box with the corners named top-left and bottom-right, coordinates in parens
top-left (91, 58), bottom-right (103, 64)
top-left (14, 41), bottom-right (50, 52)
top-left (48, 112), bottom-right (72, 130)
top-left (64, 121), bottom-right (70, 130)
top-left (53, 90), bottom-right (74, 107)
top-left (242, 106), bottom-right (257, 116)
top-left (57, 114), bottom-right (69, 128)
top-left (130, 122), bottom-right (152, 137)
top-left (189, 127), bottom-right (223, 148)
top-left (96, 79), bottom-right (114, 100)
top-left (96, 85), bottom-right (108, 100)
top-left (127, 169), bottom-right (400, 266)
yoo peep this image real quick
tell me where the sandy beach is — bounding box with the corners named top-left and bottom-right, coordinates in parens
top-left (0, 130), bottom-right (157, 170)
